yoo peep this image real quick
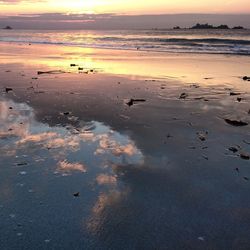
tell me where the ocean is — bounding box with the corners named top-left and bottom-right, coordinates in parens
top-left (1, 29), bottom-right (250, 55)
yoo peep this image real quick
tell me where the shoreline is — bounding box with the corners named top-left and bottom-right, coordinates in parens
top-left (1, 42), bottom-right (250, 83)
top-left (1, 40), bottom-right (250, 56)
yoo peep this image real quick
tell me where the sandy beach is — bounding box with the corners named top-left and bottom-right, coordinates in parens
top-left (0, 42), bottom-right (250, 249)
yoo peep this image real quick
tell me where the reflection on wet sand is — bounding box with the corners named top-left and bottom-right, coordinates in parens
top-left (0, 98), bottom-right (143, 171)
top-left (96, 174), bottom-right (117, 186)
top-left (87, 189), bottom-right (129, 235)
top-left (2, 42), bottom-right (250, 83)
top-left (0, 97), bottom-right (146, 247)
top-left (56, 160), bottom-right (87, 174)
top-left (1, 43), bottom-right (250, 249)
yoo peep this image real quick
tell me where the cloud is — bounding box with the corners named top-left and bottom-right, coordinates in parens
top-left (0, 0), bottom-right (45, 4)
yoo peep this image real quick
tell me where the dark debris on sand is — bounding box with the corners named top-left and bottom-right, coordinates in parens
top-left (228, 147), bottom-right (239, 153)
top-left (5, 87), bottom-right (13, 93)
top-left (243, 76), bottom-right (250, 81)
top-left (224, 119), bottom-right (248, 127)
top-left (197, 131), bottom-right (208, 141)
top-left (15, 162), bottom-right (28, 166)
top-left (73, 192), bottom-right (80, 197)
top-left (179, 93), bottom-right (188, 99)
top-left (240, 153), bottom-right (250, 160)
top-left (230, 92), bottom-right (241, 96)
top-left (126, 99), bottom-right (146, 107)
top-left (37, 70), bottom-right (66, 75)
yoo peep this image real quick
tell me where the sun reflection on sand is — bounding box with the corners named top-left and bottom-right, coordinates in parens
top-left (2, 42), bottom-right (250, 84)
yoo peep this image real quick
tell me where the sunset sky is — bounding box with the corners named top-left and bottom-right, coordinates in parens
top-left (1, 0), bottom-right (250, 15)
top-left (0, 0), bottom-right (250, 29)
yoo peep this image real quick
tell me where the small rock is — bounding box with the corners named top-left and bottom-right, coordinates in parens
top-left (179, 93), bottom-right (188, 99)
top-left (5, 87), bottom-right (13, 93)
top-left (243, 76), bottom-right (250, 81)
top-left (229, 147), bottom-right (238, 153)
top-left (166, 134), bottom-right (173, 138)
top-left (197, 132), bottom-right (207, 141)
top-left (16, 162), bottom-right (28, 166)
top-left (240, 153), bottom-right (250, 160)
top-left (230, 92), bottom-right (241, 96)
top-left (73, 192), bottom-right (80, 197)
top-left (126, 99), bottom-right (146, 107)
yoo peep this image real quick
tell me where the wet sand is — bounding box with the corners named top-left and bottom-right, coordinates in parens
top-left (0, 42), bottom-right (250, 250)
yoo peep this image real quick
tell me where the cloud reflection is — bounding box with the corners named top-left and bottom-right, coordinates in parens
top-left (96, 174), bottom-right (117, 186)
top-left (0, 98), bottom-right (143, 175)
top-left (0, 97), bottom-right (143, 235)
top-left (87, 189), bottom-right (129, 234)
top-left (56, 160), bottom-right (87, 174)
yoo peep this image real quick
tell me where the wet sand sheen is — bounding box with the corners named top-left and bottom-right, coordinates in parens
top-left (0, 43), bottom-right (250, 250)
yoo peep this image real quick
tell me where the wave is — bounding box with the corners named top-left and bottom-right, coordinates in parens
top-left (98, 37), bottom-right (250, 45)
top-left (1, 31), bottom-right (250, 55)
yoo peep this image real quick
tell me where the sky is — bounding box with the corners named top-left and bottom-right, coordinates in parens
top-left (1, 0), bottom-right (250, 15)
top-left (0, 0), bottom-right (250, 29)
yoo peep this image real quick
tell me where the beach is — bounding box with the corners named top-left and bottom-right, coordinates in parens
top-left (0, 41), bottom-right (250, 249)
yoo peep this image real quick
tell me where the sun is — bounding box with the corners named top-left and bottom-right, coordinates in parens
top-left (54, 0), bottom-right (106, 13)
